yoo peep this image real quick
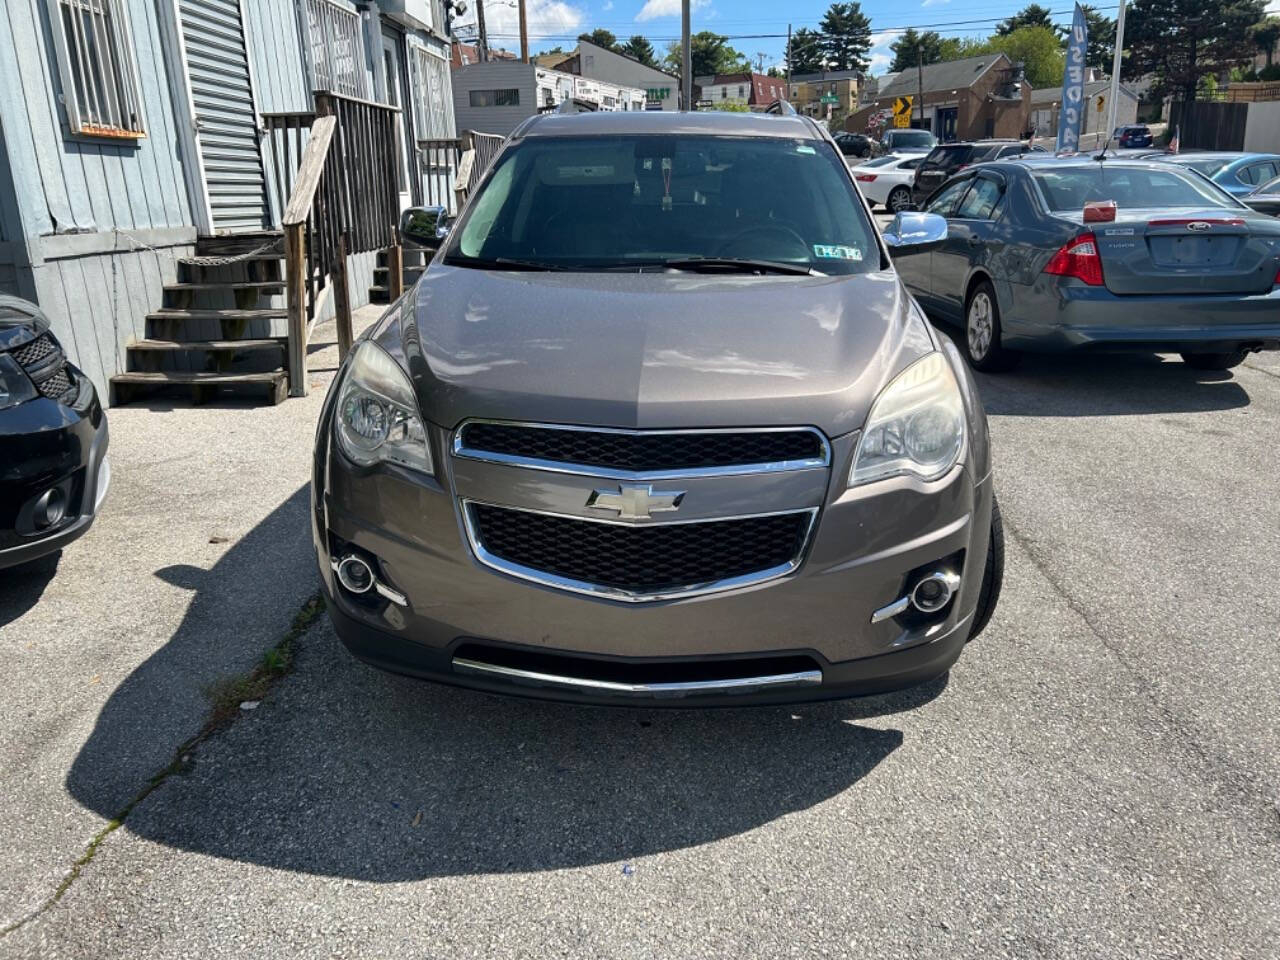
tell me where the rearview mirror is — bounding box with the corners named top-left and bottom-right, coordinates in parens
top-left (882, 211), bottom-right (947, 255)
top-left (399, 205), bottom-right (452, 249)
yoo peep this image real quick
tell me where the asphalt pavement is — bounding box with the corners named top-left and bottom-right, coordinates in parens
top-left (2, 311), bottom-right (1279, 958)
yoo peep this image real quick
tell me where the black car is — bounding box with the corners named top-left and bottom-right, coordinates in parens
top-left (911, 140), bottom-right (1044, 205)
top-left (1244, 174), bottom-right (1280, 217)
top-left (833, 132), bottom-right (874, 159)
top-left (0, 296), bottom-right (109, 570)
top-left (1113, 125), bottom-right (1153, 148)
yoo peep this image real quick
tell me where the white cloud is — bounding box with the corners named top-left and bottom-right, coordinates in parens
top-left (636, 0), bottom-right (708, 21)
top-left (868, 30), bottom-right (897, 49)
top-left (868, 53), bottom-right (891, 74)
top-left (456, 0), bottom-right (585, 42)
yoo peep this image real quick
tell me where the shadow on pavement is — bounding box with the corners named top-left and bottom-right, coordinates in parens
top-left (932, 328), bottom-right (1252, 418)
top-left (0, 550), bottom-right (62, 629)
top-left (66, 482), bottom-right (937, 880)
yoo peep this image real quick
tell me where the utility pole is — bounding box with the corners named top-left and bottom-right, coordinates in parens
top-left (917, 46), bottom-right (924, 130)
top-left (475, 0), bottom-right (489, 62)
top-left (786, 24), bottom-right (792, 85)
top-left (1105, 0), bottom-right (1127, 145)
top-left (518, 0), bottom-right (528, 62)
top-left (756, 52), bottom-right (767, 74)
top-left (681, 0), bottom-right (692, 110)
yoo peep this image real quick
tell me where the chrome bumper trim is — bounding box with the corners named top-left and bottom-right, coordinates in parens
top-left (328, 557), bottom-right (408, 607)
top-left (452, 657), bottom-right (823, 696)
top-left (870, 595), bottom-right (911, 624)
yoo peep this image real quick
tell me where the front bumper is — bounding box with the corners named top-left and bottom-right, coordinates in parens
top-left (1003, 283), bottom-right (1280, 353)
top-left (0, 371), bottom-right (109, 570)
top-left (314, 419), bottom-right (993, 706)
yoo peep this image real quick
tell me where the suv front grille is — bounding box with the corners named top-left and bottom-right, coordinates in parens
top-left (8, 333), bottom-right (77, 405)
top-left (456, 422), bottom-right (827, 476)
top-left (466, 503), bottom-right (815, 600)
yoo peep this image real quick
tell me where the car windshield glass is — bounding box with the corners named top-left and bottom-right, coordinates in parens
top-left (923, 146), bottom-right (974, 170)
top-left (1258, 176), bottom-right (1280, 196)
top-left (891, 130), bottom-right (936, 148)
top-left (1032, 166), bottom-right (1237, 210)
top-left (446, 134), bottom-right (880, 275)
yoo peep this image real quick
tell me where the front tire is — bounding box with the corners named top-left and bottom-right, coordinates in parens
top-left (1180, 350), bottom-right (1247, 371)
top-left (963, 280), bottom-right (1019, 372)
top-left (968, 497), bottom-right (1004, 642)
top-left (887, 185), bottom-right (911, 213)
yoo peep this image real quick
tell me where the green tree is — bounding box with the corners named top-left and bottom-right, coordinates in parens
top-left (1079, 5), bottom-right (1117, 72)
top-left (621, 35), bottom-right (658, 68)
top-left (889, 28), bottom-right (947, 72)
top-left (1254, 16), bottom-right (1280, 69)
top-left (1124, 0), bottom-right (1267, 102)
top-left (996, 3), bottom-right (1055, 36)
top-left (986, 25), bottom-right (1065, 88)
top-left (937, 36), bottom-right (990, 61)
top-left (578, 29), bottom-right (619, 52)
top-left (663, 32), bottom-right (748, 79)
top-left (819, 2), bottom-right (873, 72)
top-left (786, 27), bottom-right (826, 74)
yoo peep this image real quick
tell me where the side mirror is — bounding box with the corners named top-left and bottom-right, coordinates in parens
top-left (399, 205), bottom-right (452, 250)
top-left (882, 211), bottom-right (947, 255)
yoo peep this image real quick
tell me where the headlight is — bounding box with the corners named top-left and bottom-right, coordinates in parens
top-left (0, 354), bottom-right (37, 411)
top-left (849, 351), bottom-right (965, 487)
top-left (335, 341), bottom-right (433, 474)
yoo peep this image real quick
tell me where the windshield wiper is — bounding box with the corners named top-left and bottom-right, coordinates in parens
top-left (660, 257), bottom-right (820, 276)
top-left (442, 255), bottom-right (572, 272)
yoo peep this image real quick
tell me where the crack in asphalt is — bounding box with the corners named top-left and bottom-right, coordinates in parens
top-left (1000, 511), bottom-right (1280, 843)
top-left (0, 594), bottom-right (325, 940)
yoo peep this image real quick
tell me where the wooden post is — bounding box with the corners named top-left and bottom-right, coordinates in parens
top-left (333, 232), bottom-right (353, 360)
top-left (387, 239), bottom-right (405, 301)
top-left (285, 221), bottom-right (308, 397)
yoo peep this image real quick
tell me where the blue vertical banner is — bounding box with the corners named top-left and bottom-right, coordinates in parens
top-left (1056, 4), bottom-right (1089, 154)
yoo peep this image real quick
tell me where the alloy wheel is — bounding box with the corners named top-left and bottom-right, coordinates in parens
top-left (968, 292), bottom-right (993, 360)
top-left (888, 187), bottom-right (911, 212)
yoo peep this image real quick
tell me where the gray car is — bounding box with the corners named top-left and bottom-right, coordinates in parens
top-left (895, 156), bottom-right (1280, 371)
top-left (312, 109), bottom-right (1002, 706)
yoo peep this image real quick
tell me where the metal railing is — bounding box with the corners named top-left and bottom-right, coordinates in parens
top-left (300, 0), bottom-right (370, 100)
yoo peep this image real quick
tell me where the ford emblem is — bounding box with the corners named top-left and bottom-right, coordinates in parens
top-left (1186, 221), bottom-right (1212, 232)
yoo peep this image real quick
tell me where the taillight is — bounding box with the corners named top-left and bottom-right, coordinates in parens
top-left (1044, 233), bottom-right (1105, 286)
top-left (856, 174), bottom-right (877, 182)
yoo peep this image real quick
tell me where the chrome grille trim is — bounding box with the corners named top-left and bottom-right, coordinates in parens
top-left (452, 420), bottom-right (831, 480)
top-left (452, 657), bottom-right (823, 696)
top-left (461, 500), bottom-right (820, 603)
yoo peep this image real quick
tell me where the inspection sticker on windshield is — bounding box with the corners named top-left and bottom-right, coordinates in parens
top-left (813, 244), bottom-right (863, 261)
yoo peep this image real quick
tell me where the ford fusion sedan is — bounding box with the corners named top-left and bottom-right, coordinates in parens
top-left (0, 296), bottom-right (110, 571)
top-left (312, 109), bottom-right (1003, 706)
top-left (894, 156), bottom-right (1280, 371)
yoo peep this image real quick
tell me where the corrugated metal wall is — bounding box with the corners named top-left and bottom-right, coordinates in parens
top-left (179, 0), bottom-right (269, 232)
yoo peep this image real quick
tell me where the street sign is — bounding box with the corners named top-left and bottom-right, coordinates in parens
top-left (893, 96), bottom-right (913, 128)
top-left (820, 93), bottom-right (840, 105)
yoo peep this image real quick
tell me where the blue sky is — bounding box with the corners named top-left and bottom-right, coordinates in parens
top-left (457, 0), bottom-right (1280, 77)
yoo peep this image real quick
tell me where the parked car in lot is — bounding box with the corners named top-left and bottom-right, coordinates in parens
top-left (314, 109), bottom-right (1003, 706)
top-left (878, 128), bottom-right (937, 156)
top-left (911, 140), bottom-right (1046, 206)
top-left (1243, 175), bottom-right (1280, 217)
top-left (1113, 124), bottom-right (1153, 148)
top-left (894, 156), bottom-right (1280, 371)
top-left (833, 132), bottom-right (875, 159)
top-left (1162, 152), bottom-right (1280, 197)
top-left (850, 153), bottom-right (924, 212)
top-left (0, 296), bottom-right (109, 570)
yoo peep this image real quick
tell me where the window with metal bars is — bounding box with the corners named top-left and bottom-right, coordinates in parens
top-left (47, 0), bottom-right (146, 139)
top-left (408, 43), bottom-right (455, 141)
top-left (301, 0), bottom-right (372, 100)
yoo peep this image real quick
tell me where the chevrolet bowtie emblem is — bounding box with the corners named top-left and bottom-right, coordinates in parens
top-left (587, 483), bottom-right (686, 520)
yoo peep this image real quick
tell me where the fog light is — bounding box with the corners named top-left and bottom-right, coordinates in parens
top-left (336, 555), bottom-right (375, 594)
top-left (911, 571), bottom-right (960, 613)
top-left (33, 488), bottom-right (67, 530)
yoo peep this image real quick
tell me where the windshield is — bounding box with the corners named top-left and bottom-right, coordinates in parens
top-left (922, 145), bottom-right (973, 170)
top-left (890, 130), bottom-right (936, 148)
top-left (446, 134), bottom-right (880, 276)
top-left (1175, 157), bottom-right (1233, 177)
top-left (1257, 176), bottom-right (1280, 196)
top-left (860, 155), bottom-right (898, 168)
top-left (1032, 165), bottom-right (1243, 210)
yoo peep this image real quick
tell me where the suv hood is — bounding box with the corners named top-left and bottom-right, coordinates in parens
top-left (391, 266), bottom-right (935, 438)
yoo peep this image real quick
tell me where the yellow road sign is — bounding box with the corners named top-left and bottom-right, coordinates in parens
top-left (894, 113), bottom-right (910, 128)
top-left (893, 96), bottom-right (913, 117)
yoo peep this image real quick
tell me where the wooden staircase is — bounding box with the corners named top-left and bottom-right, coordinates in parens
top-left (369, 243), bottom-right (428, 304)
top-left (111, 233), bottom-right (290, 406)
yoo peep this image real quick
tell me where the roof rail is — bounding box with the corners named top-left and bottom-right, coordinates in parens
top-left (763, 99), bottom-right (797, 116)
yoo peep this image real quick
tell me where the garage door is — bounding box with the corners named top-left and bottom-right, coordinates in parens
top-left (179, 0), bottom-right (269, 233)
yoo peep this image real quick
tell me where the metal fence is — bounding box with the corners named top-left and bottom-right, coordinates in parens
top-left (300, 0), bottom-right (370, 100)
